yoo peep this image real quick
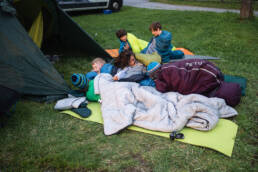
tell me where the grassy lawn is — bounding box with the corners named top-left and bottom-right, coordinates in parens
top-left (150, 0), bottom-right (258, 10)
top-left (1, 6), bottom-right (258, 171)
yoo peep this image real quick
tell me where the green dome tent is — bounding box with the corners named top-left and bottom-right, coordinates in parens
top-left (0, 0), bottom-right (111, 115)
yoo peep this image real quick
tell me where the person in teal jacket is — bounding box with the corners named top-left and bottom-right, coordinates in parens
top-left (116, 29), bottom-right (150, 54)
top-left (116, 29), bottom-right (132, 54)
top-left (141, 22), bottom-right (184, 63)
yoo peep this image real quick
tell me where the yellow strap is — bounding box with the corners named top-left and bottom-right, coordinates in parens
top-left (28, 11), bottom-right (43, 48)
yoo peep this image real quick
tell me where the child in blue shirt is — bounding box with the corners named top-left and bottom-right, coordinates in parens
top-left (141, 22), bottom-right (184, 63)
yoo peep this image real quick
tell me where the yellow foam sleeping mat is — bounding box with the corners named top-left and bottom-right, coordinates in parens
top-left (61, 102), bottom-right (238, 157)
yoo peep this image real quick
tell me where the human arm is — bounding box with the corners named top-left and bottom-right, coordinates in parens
top-left (113, 67), bottom-right (129, 80)
top-left (119, 41), bottom-right (126, 54)
top-left (119, 41), bottom-right (130, 54)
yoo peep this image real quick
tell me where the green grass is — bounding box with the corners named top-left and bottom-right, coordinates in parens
top-left (1, 6), bottom-right (258, 171)
top-left (150, 0), bottom-right (258, 10)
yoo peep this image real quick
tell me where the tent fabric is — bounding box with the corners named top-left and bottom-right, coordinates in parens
top-left (61, 102), bottom-right (238, 157)
top-left (0, 9), bottom-right (70, 96)
top-left (12, 0), bottom-right (112, 60)
top-left (28, 10), bottom-right (43, 48)
top-left (0, 0), bottom-right (113, 100)
top-left (56, 7), bottom-right (111, 60)
top-left (0, 85), bottom-right (20, 116)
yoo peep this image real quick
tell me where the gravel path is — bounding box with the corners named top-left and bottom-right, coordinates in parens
top-left (124, 0), bottom-right (258, 16)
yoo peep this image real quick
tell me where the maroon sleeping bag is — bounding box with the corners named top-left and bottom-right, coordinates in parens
top-left (155, 59), bottom-right (223, 96)
top-left (154, 59), bottom-right (241, 106)
top-left (213, 82), bottom-right (241, 107)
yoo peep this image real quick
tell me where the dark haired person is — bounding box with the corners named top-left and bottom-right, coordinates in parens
top-left (116, 29), bottom-right (148, 54)
top-left (113, 50), bottom-right (145, 81)
top-left (141, 22), bottom-right (184, 63)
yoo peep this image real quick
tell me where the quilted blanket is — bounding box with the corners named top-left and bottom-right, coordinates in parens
top-left (94, 74), bottom-right (237, 135)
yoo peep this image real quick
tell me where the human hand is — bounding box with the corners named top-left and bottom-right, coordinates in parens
top-left (113, 76), bottom-right (118, 80)
top-left (124, 43), bottom-right (129, 50)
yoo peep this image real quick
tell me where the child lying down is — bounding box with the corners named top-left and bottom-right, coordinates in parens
top-left (113, 50), bottom-right (146, 81)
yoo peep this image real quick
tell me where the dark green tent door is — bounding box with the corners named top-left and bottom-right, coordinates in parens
top-left (0, 8), bottom-right (70, 96)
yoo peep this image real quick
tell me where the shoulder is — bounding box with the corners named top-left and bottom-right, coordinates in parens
top-left (157, 31), bottom-right (172, 41)
top-left (161, 30), bottom-right (171, 37)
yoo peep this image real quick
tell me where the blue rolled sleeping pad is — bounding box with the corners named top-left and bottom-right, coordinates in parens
top-left (71, 73), bottom-right (89, 89)
top-left (72, 63), bottom-right (114, 89)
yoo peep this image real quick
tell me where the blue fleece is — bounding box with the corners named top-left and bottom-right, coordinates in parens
top-left (86, 71), bottom-right (98, 80)
top-left (141, 30), bottom-right (184, 63)
top-left (119, 40), bottom-right (132, 54)
top-left (100, 63), bottom-right (114, 74)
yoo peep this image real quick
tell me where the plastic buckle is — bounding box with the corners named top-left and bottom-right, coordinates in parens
top-left (170, 131), bottom-right (184, 141)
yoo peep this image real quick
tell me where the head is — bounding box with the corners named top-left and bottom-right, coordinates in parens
top-left (149, 22), bottom-right (162, 37)
top-left (116, 29), bottom-right (127, 42)
top-left (114, 50), bottom-right (136, 69)
top-left (147, 62), bottom-right (161, 80)
top-left (91, 58), bottom-right (106, 73)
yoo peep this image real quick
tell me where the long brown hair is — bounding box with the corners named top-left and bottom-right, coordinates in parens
top-left (114, 50), bottom-right (135, 69)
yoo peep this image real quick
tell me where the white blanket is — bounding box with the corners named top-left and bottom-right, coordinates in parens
top-left (94, 74), bottom-right (237, 135)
